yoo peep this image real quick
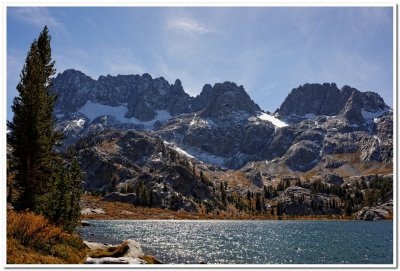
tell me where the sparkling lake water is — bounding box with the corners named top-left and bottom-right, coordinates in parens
top-left (79, 220), bottom-right (393, 264)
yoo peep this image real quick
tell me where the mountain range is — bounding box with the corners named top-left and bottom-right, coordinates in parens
top-left (53, 69), bottom-right (392, 170)
top-left (51, 69), bottom-right (393, 216)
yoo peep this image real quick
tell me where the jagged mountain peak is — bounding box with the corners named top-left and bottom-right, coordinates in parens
top-left (200, 81), bottom-right (261, 118)
top-left (56, 68), bottom-right (92, 78)
top-left (52, 69), bottom-right (265, 124)
top-left (339, 91), bottom-right (364, 125)
top-left (277, 82), bottom-right (389, 123)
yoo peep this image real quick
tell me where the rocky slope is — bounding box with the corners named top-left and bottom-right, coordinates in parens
top-left (68, 129), bottom-right (227, 212)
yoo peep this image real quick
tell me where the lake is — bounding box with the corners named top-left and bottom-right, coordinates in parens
top-left (79, 220), bottom-right (393, 264)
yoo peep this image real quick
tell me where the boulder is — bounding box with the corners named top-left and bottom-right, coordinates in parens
top-left (282, 140), bottom-right (321, 171)
top-left (245, 171), bottom-right (263, 187)
top-left (81, 208), bottom-right (106, 215)
top-left (85, 257), bottom-right (146, 264)
top-left (324, 173), bottom-right (344, 185)
top-left (84, 239), bottom-right (147, 264)
top-left (81, 220), bottom-right (91, 227)
top-left (356, 202), bottom-right (392, 221)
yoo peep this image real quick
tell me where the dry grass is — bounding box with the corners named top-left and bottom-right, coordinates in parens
top-left (99, 139), bottom-right (120, 154)
top-left (7, 211), bottom-right (88, 264)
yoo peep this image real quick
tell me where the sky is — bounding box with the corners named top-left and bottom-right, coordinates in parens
top-left (6, 6), bottom-right (394, 120)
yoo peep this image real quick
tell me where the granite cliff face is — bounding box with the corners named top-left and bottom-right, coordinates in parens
top-left (52, 70), bottom-right (192, 121)
top-left (70, 129), bottom-right (223, 211)
top-left (277, 83), bottom-right (388, 123)
top-left (52, 70), bottom-right (392, 174)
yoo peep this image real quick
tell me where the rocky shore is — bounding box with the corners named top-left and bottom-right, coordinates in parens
top-left (84, 239), bottom-right (162, 264)
top-left (355, 201), bottom-right (393, 221)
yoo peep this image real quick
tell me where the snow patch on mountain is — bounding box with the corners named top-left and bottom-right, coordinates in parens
top-left (164, 141), bottom-right (195, 159)
top-left (373, 135), bottom-right (382, 145)
top-left (189, 116), bottom-right (217, 129)
top-left (78, 101), bottom-right (172, 129)
top-left (257, 112), bottom-right (288, 128)
top-left (63, 117), bottom-right (86, 132)
top-left (79, 101), bottom-right (129, 122)
top-left (304, 113), bottom-right (317, 120)
top-left (361, 109), bottom-right (387, 120)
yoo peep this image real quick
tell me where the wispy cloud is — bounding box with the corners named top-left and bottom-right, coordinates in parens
top-left (8, 7), bottom-right (63, 28)
top-left (166, 17), bottom-right (215, 34)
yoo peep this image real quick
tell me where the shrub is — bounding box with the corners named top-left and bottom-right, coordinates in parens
top-left (7, 211), bottom-right (87, 264)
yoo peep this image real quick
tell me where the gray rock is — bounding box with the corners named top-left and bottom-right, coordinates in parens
top-left (191, 84), bottom-right (213, 111)
top-left (356, 205), bottom-right (391, 221)
top-left (81, 220), bottom-right (91, 227)
top-left (81, 208), bottom-right (106, 215)
top-left (324, 173), bottom-right (344, 185)
top-left (322, 157), bottom-right (345, 169)
top-left (275, 186), bottom-right (341, 216)
top-left (52, 70), bottom-right (194, 120)
top-left (356, 200), bottom-right (392, 221)
top-left (278, 83), bottom-right (347, 118)
top-left (339, 91), bottom-right (364, 125)
top-left (125, 97), bottom-right (156, 121)
top-left (278, 83), bottom-right (387, 123)
top-left (245, 171), bottom-right (263, 187)
top-left (85, 257), bottom-right (146, 264)
top-left (200, 82), bottom-right (261, 118)
top-left (84, 239), bottom-right (146, 264)
top-left (282, 140), bottom-right (321, 171)
top-left (73, 130), bottom-right (220, 211)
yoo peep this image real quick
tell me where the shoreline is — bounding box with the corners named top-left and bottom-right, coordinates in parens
top-left (80, 196), bottom-right (392, 221)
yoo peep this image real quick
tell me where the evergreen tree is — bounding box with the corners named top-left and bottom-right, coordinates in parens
top-left (8, 26), bottom-right (61, 211)
top-left (35, 160), bottom-right (82, 232)
top-left (66, 160), bottom-right (83, 230)
top-left (277, 201), bottom-right (283, 216)
top-left (220, 182), bottom-right (227, 204)
top-left (255, 194), bottom-right (262, 212)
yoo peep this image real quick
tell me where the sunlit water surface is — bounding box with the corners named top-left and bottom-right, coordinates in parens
top-left (79, 220), bottom-right (392, 264)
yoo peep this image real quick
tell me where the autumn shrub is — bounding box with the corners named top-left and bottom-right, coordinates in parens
top-left (7, 211), bottom-right (87, 264)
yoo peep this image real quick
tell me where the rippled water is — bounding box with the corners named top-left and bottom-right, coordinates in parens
top-left (79, 220), bottom-right (393, 264)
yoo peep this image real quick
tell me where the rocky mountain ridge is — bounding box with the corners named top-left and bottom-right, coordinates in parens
top-left (53, 69), bottom-right (392, 173)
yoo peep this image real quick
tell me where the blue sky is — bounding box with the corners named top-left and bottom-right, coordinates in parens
top-left (7, 7), bottom-right (393, 120)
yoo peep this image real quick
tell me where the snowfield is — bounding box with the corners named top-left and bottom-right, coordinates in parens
top-left (164, 141), bottom-right (195, 159)
top-left (78, 101), bottom-right (172, 129)
top-left (257, 112), bottom-right (288, 128)
top-left (361, 109), bottom-right (387, 120)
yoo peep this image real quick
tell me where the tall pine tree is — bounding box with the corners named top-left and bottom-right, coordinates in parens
top-left (7, 26), bottom-right (61, 211)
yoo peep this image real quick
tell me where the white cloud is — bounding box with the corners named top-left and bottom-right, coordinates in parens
top-left (167, 17), bottom-right (215, 34)
top-left (8, 7), bottom-right (63, 28)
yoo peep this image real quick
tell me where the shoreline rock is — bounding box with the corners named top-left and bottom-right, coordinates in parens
top-left (81, 220), bottom-right (91, 227)
top-left (84, 239), bottom-right (162, 264)
top-left (356, 201), bottom-right (392, 221)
